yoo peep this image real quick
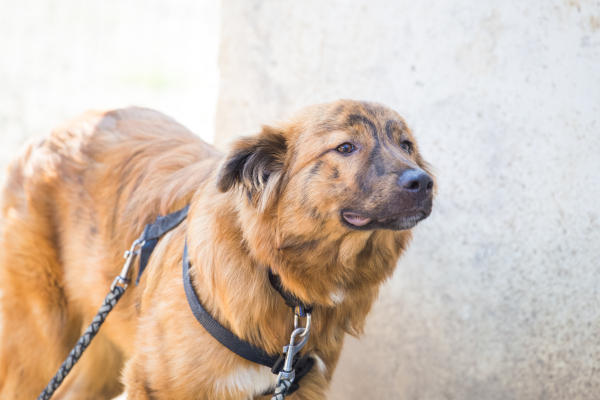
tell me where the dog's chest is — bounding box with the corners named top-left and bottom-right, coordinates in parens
top-left (219, 364), bottom-right (279, 398)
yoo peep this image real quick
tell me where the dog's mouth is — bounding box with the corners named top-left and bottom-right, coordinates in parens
top-left (342, 212), bottom-right (372, 226)
top-left (341, 209), bottom-right (430, 231)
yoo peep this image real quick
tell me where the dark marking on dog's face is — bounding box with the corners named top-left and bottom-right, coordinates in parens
top-left (217, 100), bottom-right (435, 232)
top-left (283, 100), bottom-right (435, 231)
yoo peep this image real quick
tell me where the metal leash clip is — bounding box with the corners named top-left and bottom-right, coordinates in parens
top-left (111, 239), bottom-right (145, 290)
top-left (277, 312), bottom-right (311, 386)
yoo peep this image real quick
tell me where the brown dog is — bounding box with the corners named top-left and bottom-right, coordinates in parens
top-left (0, 100), bottom-right (434, 400)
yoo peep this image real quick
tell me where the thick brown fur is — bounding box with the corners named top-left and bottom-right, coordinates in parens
top-left (0, 100), bottom-right (434, 399)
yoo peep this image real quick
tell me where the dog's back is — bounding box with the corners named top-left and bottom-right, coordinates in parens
top-left (0, 107), bottom-right (218, 399)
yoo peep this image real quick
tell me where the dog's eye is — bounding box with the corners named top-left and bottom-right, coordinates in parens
top-left (400, 141), bottom-right (412, 154)
top-left (336, 143), bottom-right (355, 154)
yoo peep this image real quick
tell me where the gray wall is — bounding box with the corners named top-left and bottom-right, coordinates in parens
top-left (216, 1), bottom-right (600, 398)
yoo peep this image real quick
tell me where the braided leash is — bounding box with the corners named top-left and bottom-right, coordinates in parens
top-left (271, 380), bottom-right (292, 400)
top-left (37, 286), bottom-right (125, 400)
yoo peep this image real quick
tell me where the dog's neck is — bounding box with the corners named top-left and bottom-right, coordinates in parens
top-left (186, 183), bottom-right (411, 349)
top-left (242, 194), bottom-right (410, 307)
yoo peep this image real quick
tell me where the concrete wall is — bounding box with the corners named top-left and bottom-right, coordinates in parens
top-left (216, 1), bottom-right (600, 399)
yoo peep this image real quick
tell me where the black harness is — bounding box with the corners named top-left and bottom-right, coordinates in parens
top-left (38, 205), bottom-right (315, 400)
top-left (135, 205), bottom-right (315, 396)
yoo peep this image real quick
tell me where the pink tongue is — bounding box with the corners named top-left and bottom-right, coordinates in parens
top-left (343, 213), bottom-right (372, 226)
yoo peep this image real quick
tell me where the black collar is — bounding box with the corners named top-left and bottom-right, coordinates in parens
top-left (268, 270), bottom-right (313, 316)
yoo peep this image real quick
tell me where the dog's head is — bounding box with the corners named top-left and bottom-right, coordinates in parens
top-left (217, 100), bottom-right (434, 234)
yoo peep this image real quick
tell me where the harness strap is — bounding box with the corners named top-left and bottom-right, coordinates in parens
top-left (40, 204), bottom-right (315, 400)
top-left (268, 271), bottom-right (313, 316)
top-left (136, 205), bottom-right (316, 395)
top-left (136, 204), bottom-right (190, 284)
top-left (183, 241), bottom-right (280, 367)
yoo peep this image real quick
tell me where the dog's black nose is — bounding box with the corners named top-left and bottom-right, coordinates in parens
top-left (399, 169), bottom-right (433, 199)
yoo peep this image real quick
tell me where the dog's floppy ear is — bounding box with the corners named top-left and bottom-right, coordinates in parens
top-left (217, 125), bottom-right (287, 212)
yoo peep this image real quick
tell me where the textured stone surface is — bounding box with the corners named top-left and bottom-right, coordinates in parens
top-left (0, 0), bottom-right (220, 187)
top-left (216, 0), bottom-right (600, 398)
